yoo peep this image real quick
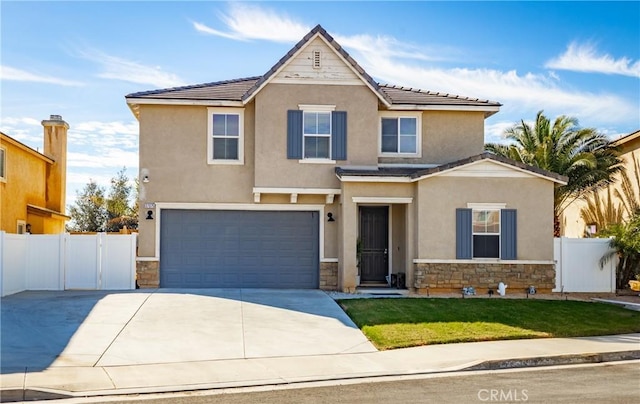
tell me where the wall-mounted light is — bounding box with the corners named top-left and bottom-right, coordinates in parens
top-left (327, 212), bottom-right (335, 222)
top-left (146, 210), bottom-right (154, 220)
top-left (143, 175), bottom-right (150, 183)
top-left (26, 224), bottom-right (32, 234)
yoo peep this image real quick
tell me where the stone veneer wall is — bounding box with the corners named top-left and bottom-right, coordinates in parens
top-left (137, 260), bottom-right (159, 288)
top-left (320, 262), bottom-right (338, 290)
top-left (137, 261), bottom-right (337, 290)
top-left (414, 262), bottom-right (555, 294)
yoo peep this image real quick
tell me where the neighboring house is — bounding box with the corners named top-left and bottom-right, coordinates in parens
top-left (0, 115), bottom-right (69, 234)
top-left (562, 129), bottom-right (640, 237)
top-left (126, 25), bottom-right (566, 293)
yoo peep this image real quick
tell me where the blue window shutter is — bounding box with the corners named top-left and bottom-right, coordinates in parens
top-left (501, 209), bottom-right (517, 260)
top-left (331, 111), bottom-right (347, 160)
top-left (456, 208), bottom-right (472, 259)
top-left (287, 110), bottom-right (303, 159)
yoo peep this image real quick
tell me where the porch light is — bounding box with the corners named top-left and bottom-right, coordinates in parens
top-left (327, 212), bottom-right (335, 222)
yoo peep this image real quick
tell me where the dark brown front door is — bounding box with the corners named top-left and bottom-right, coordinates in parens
top-left (359, 206), bottom-right (389, 283)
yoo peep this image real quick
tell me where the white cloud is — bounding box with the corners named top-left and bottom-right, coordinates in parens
top-left (78, 49), bottom-right (186, 88)
top-left (194, 3), bottom-right (635, 125)
top-left (546, 42), bottom-right (640, 78)
top-left (2, 116), bottom-right (139, 204)
top-left (0, 65), bottom-right (83, 86)
top-left (193, 3), bottom-right (310, 43)
top-left (484, 121), bottom-right (517, 144)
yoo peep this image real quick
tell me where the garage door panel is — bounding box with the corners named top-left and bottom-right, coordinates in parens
top-left (160, 210), bottom-right (319, 288)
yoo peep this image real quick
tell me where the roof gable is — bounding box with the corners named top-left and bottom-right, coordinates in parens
top-left (241, 25), bottom-right (391, 106)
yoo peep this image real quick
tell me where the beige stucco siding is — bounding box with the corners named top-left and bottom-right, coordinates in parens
top-left (137, 104), bottom-right (256, 256)
top-left (416, 176), bottom-right (554, 260)
top-left (138, 104), bottom-right (255, 203)
top-left (254, 83), bottom-right (379, 189)
top-left (423, 111), bottom-right (485, 164)
top-left (378, 111), bottom-right (486, 165)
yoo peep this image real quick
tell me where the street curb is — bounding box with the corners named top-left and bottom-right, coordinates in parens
top-left (2, 351), bottom-right (639, 402)
top-left (464, 350), bottom-right (640, 371)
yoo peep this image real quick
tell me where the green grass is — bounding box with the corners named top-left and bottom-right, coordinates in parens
top-left (338, 298), bottom-right (640, 350)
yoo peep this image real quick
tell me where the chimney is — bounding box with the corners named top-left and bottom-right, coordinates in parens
top-left (42, 115), bottom-right (68, 214)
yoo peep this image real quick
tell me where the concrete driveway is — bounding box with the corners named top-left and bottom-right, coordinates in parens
top-left (1, 289), bottom-right (376, 372)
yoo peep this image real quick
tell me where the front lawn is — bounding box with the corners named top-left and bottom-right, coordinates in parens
top-left (338, 298), bottom-right (640, 350)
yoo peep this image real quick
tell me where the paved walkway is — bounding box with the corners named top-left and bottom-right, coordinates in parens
top-left (1, 290), bottom-right (639, 400)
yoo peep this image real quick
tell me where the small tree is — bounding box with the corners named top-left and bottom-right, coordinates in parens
top-left (67, 168), bottom-right (138, 232)
top-left (67, 180), bottom-right (108, 232)
top-left (105, 168), bottom-right (137, 232)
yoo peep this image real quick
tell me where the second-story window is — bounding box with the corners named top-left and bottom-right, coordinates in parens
top-left (379, 112), bottom-right (422, 157)
top-left (303, 111), bottom-right (331, 159)
top-left (208, 107), bottom-right (244, 165)
top-left (287, 106), bottom-right (347, 162)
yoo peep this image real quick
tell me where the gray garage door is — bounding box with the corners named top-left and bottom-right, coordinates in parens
top-left (160, 210), bottom-right (319, 288)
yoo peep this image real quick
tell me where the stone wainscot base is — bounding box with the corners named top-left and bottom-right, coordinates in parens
top-left (414, 262), bottom-right (555, 294)
top-left (136, 261), bottom-right (339, 291)
top-left (136, 260), bottom-right (159, 288)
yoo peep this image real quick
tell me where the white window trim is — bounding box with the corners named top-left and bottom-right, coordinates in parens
top-left (300, 105), bottom-right (334, 161)
top-left (471, 208), bottom-right (501, 259)
top-left (0, 147), bottom-right (6, 182)
top-left (378, 111), bottom-right (422, 158)
top-left (207, 107), bottom-right (244, 165)
top-left (298, 159), bottom-right (336, 164)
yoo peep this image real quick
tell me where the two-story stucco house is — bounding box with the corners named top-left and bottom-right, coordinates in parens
top-left (1, 115), bottom-right (69, 234)
top-left (126, 25), bottom-right (566, 293)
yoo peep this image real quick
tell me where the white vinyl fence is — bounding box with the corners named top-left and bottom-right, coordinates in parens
top-left (554, 237), bottom-right (617, 293)
top-left (1, 232), bottom-right (136, 297)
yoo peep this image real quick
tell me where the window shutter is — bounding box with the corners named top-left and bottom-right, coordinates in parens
top-left (456, 208), bottom-right (472, 259)
top-left (287, 110), bottom-right (303, 159)
top-left (331, 111), bottom-right (347, 160)
top-left (501, 209), bottom-right (517, 260)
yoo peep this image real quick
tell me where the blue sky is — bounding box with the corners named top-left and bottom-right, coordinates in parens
top-left (2, 1), bottom-right (639, 205)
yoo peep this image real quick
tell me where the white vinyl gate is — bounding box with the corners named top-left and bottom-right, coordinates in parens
top-left (554, 237), bottom-right (617, 293)
top-left (1, 232), bottom-right (137, 297)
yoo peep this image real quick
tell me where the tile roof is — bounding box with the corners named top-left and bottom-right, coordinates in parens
top-left (379, 85), bottom-right (501, 107)
top-left (336, 152), bottom-right (568, 184)
top-left (125, 25), bottom-right (500, 111)
top-left (126, 77), bottom-right (260, 100)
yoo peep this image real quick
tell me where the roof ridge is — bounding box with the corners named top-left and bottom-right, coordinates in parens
top-left (126, 76), bottom-right (261, 98)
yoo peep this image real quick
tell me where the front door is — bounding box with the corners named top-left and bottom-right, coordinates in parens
top-left (359, 206), bottom-right (389, 283)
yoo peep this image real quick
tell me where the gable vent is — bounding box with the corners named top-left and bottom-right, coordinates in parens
top-left (312, 50), bottom-right (321, 69)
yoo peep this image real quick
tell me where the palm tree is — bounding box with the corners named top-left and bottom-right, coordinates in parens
top-left (600, 211), bottom-right (640, 289)
top-left (486, 111), bottom-right (622, 236)
top-left (580, 187), bottom-right (624, 236)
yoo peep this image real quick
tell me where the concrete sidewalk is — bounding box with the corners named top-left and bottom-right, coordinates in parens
top-left (1, 289), bottom-right (639, 401)
top-left (1, 333), bottom-right (639, 400)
